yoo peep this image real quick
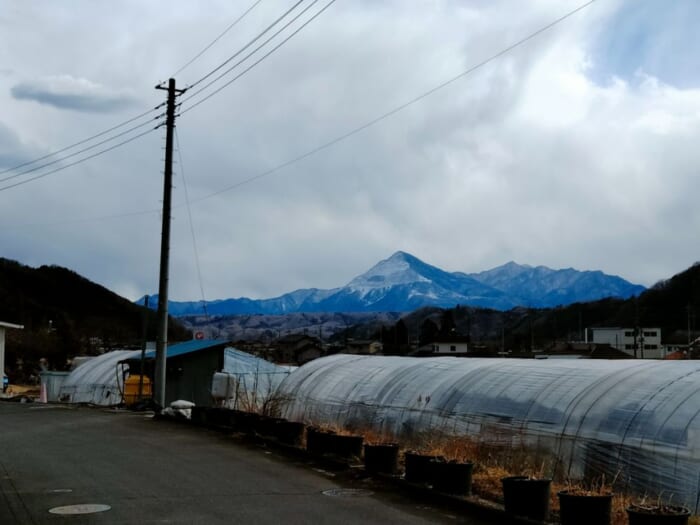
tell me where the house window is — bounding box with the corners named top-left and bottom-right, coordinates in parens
top-left (625, 344), bottom-right (634, 350)
top-left (450, 345), bottom-right (457, 352)
top-left (643, 331), bottom-right (657, 337)
top-left (645, 344), bottom-right (658, 350)
top-left (624, 331), bottom-right (634, 337)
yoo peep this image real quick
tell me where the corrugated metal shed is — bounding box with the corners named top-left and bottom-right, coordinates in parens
top-left (130, 339), bottom-right (231, 407)
top-left (58, 341), bottom-right (249, 408)
top-left (143, 339), bottom-right (230, 360)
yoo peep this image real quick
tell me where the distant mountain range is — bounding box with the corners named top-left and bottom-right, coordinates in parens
top-left (137, 251), bottom-right (645, 316)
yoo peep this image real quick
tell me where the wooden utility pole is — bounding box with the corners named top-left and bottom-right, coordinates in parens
top-left (138, 295), bottom-right (149, 402)
top-left (154, 78), bottom-right (185, 408)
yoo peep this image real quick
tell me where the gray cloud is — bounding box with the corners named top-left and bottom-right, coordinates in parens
top-left (0, 122), bottom-right (44, 169)
top-left (1, 0), bottom-right (699, 303)
top-left (11, 75), bottom-right (135, 113)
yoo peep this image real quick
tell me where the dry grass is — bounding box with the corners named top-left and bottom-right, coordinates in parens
top-left (299, 424), bottom-right (698, 523)
top-left (352, 428), bottom-right (396, 445)
top-left (4, 384), bottom-right (39, 396)
top-left (472, 465), bottom-right (513, 502)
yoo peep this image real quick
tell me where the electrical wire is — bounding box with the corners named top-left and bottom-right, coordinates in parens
top-left (171, 0), bottom-right (264, 78)
top-left (0, 114), bottom-right (163, 185)
top-left (0, 0), bottom-right (321, 193)
top-left (174, 129), bottom-right (210, 320)
top-left (188, 0), bottom-right (596, 203)
top-left (0, 104), bottom-right (163, 176)
top-left (3, 1), bottom-right (594, 222)
top-left (181, 0), bottom-right (334, 115)
top-left (185, 0), bottom-right (304, 90)
top-left (0, 127), bottom-right (158, 192)
top-left (6, 208), bottom-right (161, 229)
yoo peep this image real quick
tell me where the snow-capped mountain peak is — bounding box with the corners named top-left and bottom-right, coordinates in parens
top-left (140, 251), bottom-right (646, 315)
top-left (347, 251), bottom-right (436, 291)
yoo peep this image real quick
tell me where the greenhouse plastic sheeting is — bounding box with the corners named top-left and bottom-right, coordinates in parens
top-left (211, 348), bottom-right (295, 410)
top-left (277, 355), bottom-right (700, 510)
top-left (58, 350), bottom-right (140, 405)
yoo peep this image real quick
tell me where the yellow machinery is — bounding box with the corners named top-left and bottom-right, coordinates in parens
top-left (123, 375), bottom-right (152, 405)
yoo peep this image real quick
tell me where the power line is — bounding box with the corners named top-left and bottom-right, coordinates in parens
top-left (0, 127), bottom-right (158, 192)
top-left (0, 114), bottom-right (163, 185)
top-left (0, 104), bottom-right (163, 176)
top-left (185, 0), bottom-right (304, 90)
top-left (6, 208), bottom-right (160, 229)
top-left (171, 0), bottom-right (264, 78)
top-left (175, 129), bottom-right (210, 320)
top-left (181, 0), bottom-right (335, 115)
top-left (3, 1), bottom-right (594, 221)
top-left (0, 0), bottom-right (326, 193)
top-left (189, 0), bottom-right (596, 202)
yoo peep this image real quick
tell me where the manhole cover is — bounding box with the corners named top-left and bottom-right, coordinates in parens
top-left (48, 504), bottom-right (111, 515)
top-left (322, 488), bottom-right (374, 497)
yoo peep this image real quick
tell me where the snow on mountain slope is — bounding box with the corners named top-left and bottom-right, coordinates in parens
top-left (139, 252), bottom-right (645, 315)
top-left (469, 261), bottom-right (645, 307)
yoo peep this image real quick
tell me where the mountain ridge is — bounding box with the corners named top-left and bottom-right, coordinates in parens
top-left (0, 257), bottom-right (191, 379)
top-left (137, 251), bottom-right (645, 316)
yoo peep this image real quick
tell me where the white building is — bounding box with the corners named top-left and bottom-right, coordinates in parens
top-left (0, 321), bottom-right (23, 390)
top-left (590, 327), bottom-right (663, 359)
top-left (430, 336), bottom-right (469, 355)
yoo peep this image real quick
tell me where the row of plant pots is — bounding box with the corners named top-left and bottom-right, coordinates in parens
top-left (372, 447), bottom-right (691, 525)
top-left (501, 476), bottom-right (691, 525)
top-left (191, 408), bottom-right (306, 446)
top-left (186, 411), bottom-right (692, 524)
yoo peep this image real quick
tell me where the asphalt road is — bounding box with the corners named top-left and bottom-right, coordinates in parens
top-left (0, 403), bottom-right (491, 524)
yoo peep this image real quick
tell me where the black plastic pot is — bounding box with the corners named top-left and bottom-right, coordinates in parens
top-left (558, 490), bottom-right (613, 525)
top-left (432, 461), bottom-right (473, 496)
top-left (206, 408), bottom-right (233, 429)
top-left (306, 428), bottom-right (363, 458)
top-left (502, 476), bottom-right (551, 522)
top-left (255, 416), bottom-right (284, 437)
top-left (231, 410), bottom-right (259, 434)
top-left (404, 453), bottom-right (443, 485)
top-left (627, 505), bottom-right (691, 525)
top-left (364, 443), bottom-right (399, 475)
top-left (306, 427), bottom-right (336, 454)
top-left (191, 406), bottom-right (207, 426)
top-left (274, 420), bottom-right (305, 447)
top-left (328, 434), bottom-right (364, 459)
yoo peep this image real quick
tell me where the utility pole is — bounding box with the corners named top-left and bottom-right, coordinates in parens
top-left (138, 295), bottom-right (149, 402)
top-left (688, 303), bottom-right (692, 346)
top-left (154, 78), bottom-right (185, 408)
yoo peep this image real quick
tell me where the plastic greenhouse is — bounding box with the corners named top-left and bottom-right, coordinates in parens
top-left (59, 350), bottom-right (140, 405)
top-left (211, 348), bottom-right (295, 411)
top-left (277, 355), bottom-right (700, 511)
top-left (58, 346), bottom-right (293, 408)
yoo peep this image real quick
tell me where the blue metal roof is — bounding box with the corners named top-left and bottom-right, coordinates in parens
top-left (143, 339), bottom-right (230, 360)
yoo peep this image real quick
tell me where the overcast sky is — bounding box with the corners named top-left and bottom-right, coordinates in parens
top-left (1, 0), bottom-right (699, 302)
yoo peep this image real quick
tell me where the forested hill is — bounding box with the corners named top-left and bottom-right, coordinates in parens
top-left (0, 258), bottom-right (190, 375)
